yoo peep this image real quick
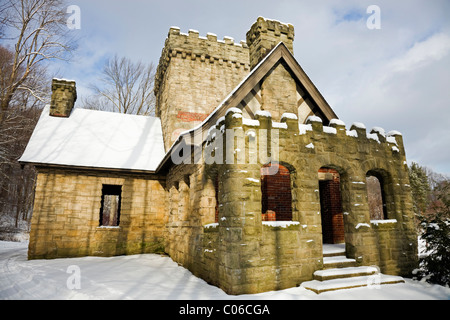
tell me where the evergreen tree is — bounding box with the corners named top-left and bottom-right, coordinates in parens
top-left (414, 181), bottom-right (450, 287)
top-left (408, 162), bottom-right (431, 215)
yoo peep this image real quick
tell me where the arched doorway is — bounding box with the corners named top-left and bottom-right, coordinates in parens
top-left (318, 167), bottom-right (345, 244)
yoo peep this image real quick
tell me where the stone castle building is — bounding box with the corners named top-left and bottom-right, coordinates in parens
top-left (20, 17), bottom-right (418, 294)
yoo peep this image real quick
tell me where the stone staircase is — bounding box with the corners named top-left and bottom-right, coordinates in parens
top-left (302, 244), bottom-right (405, 294)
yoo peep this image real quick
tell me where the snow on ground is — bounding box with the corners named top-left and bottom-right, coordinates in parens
top-left (0, 241), bottom-right (449, 300)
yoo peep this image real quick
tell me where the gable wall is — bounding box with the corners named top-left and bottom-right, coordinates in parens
top-left (260, 61), bottom-right (301, 121)
top-left (232, 62), bottom-right (317, 124)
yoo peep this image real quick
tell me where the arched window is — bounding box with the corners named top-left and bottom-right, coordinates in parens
top-left (261, 164), bottom-right (292, 221)
top-left (366, 171), bottom-right (387, 220)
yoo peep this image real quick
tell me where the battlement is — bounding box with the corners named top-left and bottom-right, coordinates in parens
top-left (246, 17), bottom-right (295, 69)
top-left (300, 115), bottom-right (404, 151)
top-left (169, 26), bottom-right (249, 49)
top-left (154, 18), bottom-right (301, 150)
top-left (154, 25), bottom-right (253, 150)
top-left (204, 108), bottom-right (405, 165)
top-left (154, 26), bottom-right (250, 96)
top-left (246, 17), bottom-right (295, 44)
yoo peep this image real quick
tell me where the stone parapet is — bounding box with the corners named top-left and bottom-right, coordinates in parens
top-left (155, 27), bottom-right (250, 97)
top-left (246, 17), bottom-right (295, 69)
top-left (205, 110), bottom-right (406, 163)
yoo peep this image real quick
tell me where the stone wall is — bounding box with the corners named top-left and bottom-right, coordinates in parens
top-left (155, 27), bottom-right (250, 150)
top-left (260, 61), bottom-right (298, 121)
top-left (371, 219), bottom-right (414, 275)
top-left (28, 168), bottom-right (167, 259)
top-left (163, 108), bottom-right (417, 294)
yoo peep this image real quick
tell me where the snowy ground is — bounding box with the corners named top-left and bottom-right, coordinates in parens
top-left (0, 241), bottom-right (449, 300)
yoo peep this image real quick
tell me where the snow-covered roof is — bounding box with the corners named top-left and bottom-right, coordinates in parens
top-left (19, 106), bottom-right (165, 172)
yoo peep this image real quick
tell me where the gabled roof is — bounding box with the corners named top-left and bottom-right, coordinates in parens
top-left (19, 106), bottom-right (165, 173)
top-left (157, 42), bottom-right (338, 172)
top-left (214, 42), bottom-right (338, 123)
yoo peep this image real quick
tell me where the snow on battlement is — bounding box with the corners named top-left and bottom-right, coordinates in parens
top-left (155, 25), bottom-right (250, 96)
top-left (204, 108), bottom-right (405, 158)
top-left (168, 26), bottom-right (248, 49)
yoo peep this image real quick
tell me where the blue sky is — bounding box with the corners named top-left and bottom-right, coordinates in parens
top-left (52, 0), bottom-right (450, 175)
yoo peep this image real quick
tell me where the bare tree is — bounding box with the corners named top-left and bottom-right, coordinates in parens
top-left (0, 105), bottom-right (40, 233)
top-left (0, 0), bottom-right (76, 124)
top-left (0, 1), bottom-right (10, 38)
top-left (0, 49), bottom-right (43, 231)
top-left (85, 55), bottom-right (156, 116)
top-left (0, 45), bottom-right (51, 110)
top-left (0, 0), bottom-right (73, 237)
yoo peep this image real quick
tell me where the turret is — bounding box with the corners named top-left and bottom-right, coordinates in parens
top-left (246, 17), bottom-right (295, 69)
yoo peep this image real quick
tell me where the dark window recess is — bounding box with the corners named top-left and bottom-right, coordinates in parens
top-left (100, 185), bottom-right (122, 227)
top-left (318, 168), bottom-right (345, 244)
top-left (261, 164), bottom-right (292, 221)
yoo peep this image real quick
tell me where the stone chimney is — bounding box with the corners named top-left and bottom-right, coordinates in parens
top-left (246, 17), bottom-right (295, 69)
top-left (50, 78), bottom-right (77, 117)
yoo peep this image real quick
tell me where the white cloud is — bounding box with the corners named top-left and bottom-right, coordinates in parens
top-left (280, 2), bottom-right (450, 175)
top-left (328, 32), bottom-right (450, 174)
top-left (388, 33), bottom-right (450, 73)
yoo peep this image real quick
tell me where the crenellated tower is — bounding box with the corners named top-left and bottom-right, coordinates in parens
top-left (154, 27), bottom-right (250, 150)
top-left (154, 17), bottom-right (299, 151)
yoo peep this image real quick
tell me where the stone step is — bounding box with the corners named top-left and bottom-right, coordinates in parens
top-left (322, 243), bottom-right (346, 257)
top-left (302, 274), bottom-right (405, 294)
top-left (323, 255), bottom-right (357, 269)
top-left (313, 266), bottom-right (378, 281)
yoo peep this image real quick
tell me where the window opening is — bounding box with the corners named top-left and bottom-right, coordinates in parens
top-left (366, 172), bottom-right (387, 220)
top-left (100, 185), bottom-right (122, 227)
top-left (261, 164), bottom-right (292, 221)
